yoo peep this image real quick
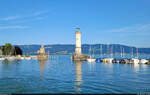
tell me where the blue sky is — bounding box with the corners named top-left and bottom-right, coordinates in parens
top-left (0, 0), bottom-right (150, 47)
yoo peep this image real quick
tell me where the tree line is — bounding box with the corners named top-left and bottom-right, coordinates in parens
top-left (0, 43), bottom-right (22, 56)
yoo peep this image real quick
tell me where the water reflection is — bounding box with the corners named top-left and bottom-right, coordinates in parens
top-left (74, 61), bottom-right (83, 92)
top-left (88, 62), bottom-right (96, 72)
top-left (0, 60), bottom-right (21, 78)
top-left (1, 60), bottom-right (20, 70)
top-left (2, 60), bottom-right (20, 64)
top-left (140, 64), bottom-right (148, 71)
top-left (128, 63), bottom-right (140, 73)
top-left (133, 64), bottom-right (139, 72)
top-left (38, 59), bottom-right (48, 80)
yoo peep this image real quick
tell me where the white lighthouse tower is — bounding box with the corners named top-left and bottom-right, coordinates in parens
top-left (72, 28), bottom-right (89, 61)
top-left (75, 28), bottom-right (82, 55)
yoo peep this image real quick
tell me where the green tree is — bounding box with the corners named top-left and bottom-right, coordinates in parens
top-left (0, 46), bottom-right (2, 56)
top-left (3, 43), bottom-right (14, 56)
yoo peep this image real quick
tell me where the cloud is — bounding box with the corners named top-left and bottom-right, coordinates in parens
top-left (0, 10), bottom-right (49, 22)
top-left (0, 16), bottom-right (20, 21)
top-left (138, 24), bottom-right (150, 32)
top-left (31, 10), bottom-right (49, 17)
top-left (106, 27), bottom-right (130, 33)
top-left (34, 15), bottom-right (49, 20)
top-left (0, 25), bottom-right (28, 30)
top-left (105, 23), bottom-right (150, 34)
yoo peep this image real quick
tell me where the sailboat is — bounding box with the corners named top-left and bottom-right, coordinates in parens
top-left (120, 47), bottom-right (130, 64)
top-left (131, 48), bottom-right (140, 64)
top-left (139, 59), bottom-right (148, 64)
top-left (129, 47), bottom-right (134, 64)
top-left (131, 47), bottom-right (134, 58)
top-left (96, 44), bottom-right (103, 63)
top-left (87, 45), bottom-right (96, 63)
top-left (100, 44), bottom-right (103, 57)
top-left (137, 48), bottom-right (148, 64)
top-left (106, 45), bottom-right (114, 63)
top-left (112, 45), bottom-right (121, 63)
top-left (120, 47), bottom-right (125, 58)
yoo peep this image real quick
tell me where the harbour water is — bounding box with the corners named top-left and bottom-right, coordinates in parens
top-left (0, 54), bottom-right (150, 94)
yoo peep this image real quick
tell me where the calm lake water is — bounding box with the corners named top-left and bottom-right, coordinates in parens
top-left (0, 55), bottom-right (150, 94)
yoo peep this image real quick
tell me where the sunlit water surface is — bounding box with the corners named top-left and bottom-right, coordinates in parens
top-left (0, 55), bottom-right (150, 94)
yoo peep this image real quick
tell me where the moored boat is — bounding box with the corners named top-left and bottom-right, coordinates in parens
top-left (102, 58), bottom-right (108, 63)
top-left (5, 56), bottom-right (16, 61)
top-left (87, 56), bottom-right (96, 63)
top-left (87, 45), bottom-right (96, 63)
top-left (139, 59), bottom-right (148, 64)
top-left (107, 58), bottom-right (114, 63)
top-left (102, 58), bottom-right (114, 63)
top-left (0, 57), bottom-right (5, 61)
top-left (96, 58), bottom-right (102, 63)
top-left (112, 58), bottom-right (121, 63)
top-left (24, 56), bottom-right (32, 60)
top-left (31, 56), bottom-right (37, 60)
top-left (131, 58), bottom-right (140, 64)
top-left (20, 57), bottom-right (25, 60)
top-left (120, 59), bottom-right (130, 64)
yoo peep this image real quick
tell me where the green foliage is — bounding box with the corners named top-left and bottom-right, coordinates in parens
top-left (3, 43), bottom-right (14, 56)
top-left (0, 46), bottom-right (2, 55)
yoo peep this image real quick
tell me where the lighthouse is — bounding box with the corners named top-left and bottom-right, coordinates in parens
top-left (75, 28), bottom-right (82, 55)
top-left (72, 28), bottom-right (89, 61)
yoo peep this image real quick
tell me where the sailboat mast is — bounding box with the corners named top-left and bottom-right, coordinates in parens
top-left (136, 48), bottom-right (138, 58)
top-left (107, 43), bottom-right (109, 58)
top-left (120, 46), bottom-right (122, 58)
top-left (99, 44), bottom-right (101, 57)
top-left (131, 47), bottom-right (133, 58)
top-left (101, 44), bottom-right (102, 57)
top-left (89, 45), bottom-right (91, 58)
top-left (122, 48), bottom-right (124, 58)
top-left (92, 47), bottom-right (94, 58)
top-left (110, 46), bottom-right (112, 58)
top-left (110, 45), bottom-right (113, 58)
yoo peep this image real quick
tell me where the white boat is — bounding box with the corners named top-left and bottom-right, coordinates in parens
top-left (131, 58), bottom-right (140, 64)
top-left (20, 57), bottom-right (25, 60)
top-left (106, 58), bottom-right (114, 63)
top-left (87, 57), bottom-right (96, 63)
top-left (25, 56), bottom-right (31, 60)
top-left (139, 59), bottom-right (148, 64)
top-left (31, 56), bottom-right (37, 60)
top-left (107, 45), bottom-right (114, 63)
top-left (87, 45), bottom-right (96, 63)
top-left (104, 44), bottom-right (113, 63)
top-left (130, 47), bottom-right (140, 64)
top-left (5, 56), bottom-right (16, 61)
top-left (0, 57), bottom-right (5, 61)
